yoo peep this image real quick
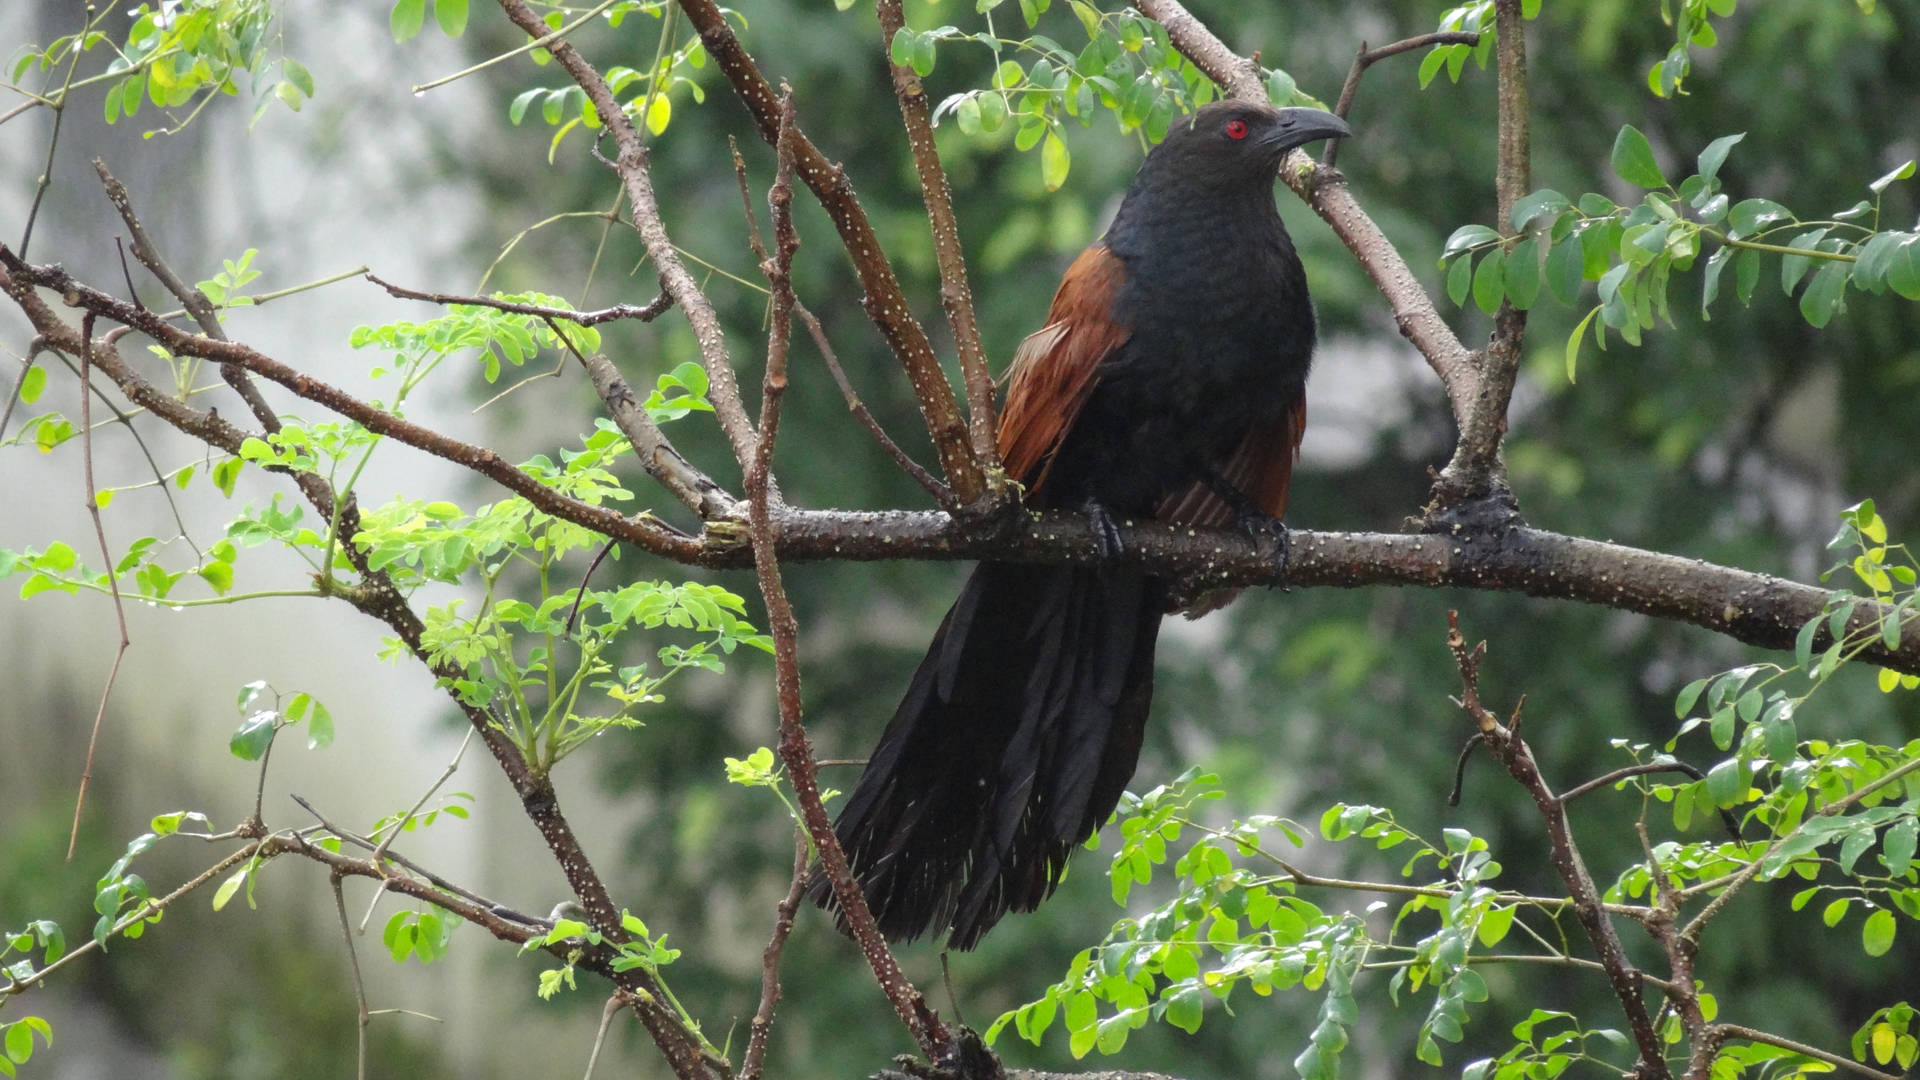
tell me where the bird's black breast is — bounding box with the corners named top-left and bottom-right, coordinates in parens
top-left (1042, 190), bottom-right (1315, 514)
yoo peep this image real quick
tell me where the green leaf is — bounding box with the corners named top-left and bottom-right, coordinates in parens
top-left (1696, 133), bottom-right (1744, 182)
top-left (389, 0), bottom-right (426, 42)
top-left (1705, 758), bottom-right (1744, 807)
top-left (1545, 236), bottom-right (1584, 305)
top-left (211, 866), bottom-right (249, 911)
top-left (1509, 189), bottom-right (1569, 232)
top-left (1868, 159), bottom-right (1915, 194)
top-left (1472, 248), bottom-right (1506, 315)
top-left (229, 710), bottom-right (277, 760)
top-left (644, 92), bottom-right (671, 136)
top-left (889, 27), bottom-right (916, 68)
top-left (1799, 262), bottom-right (1848, 328)
top-left (1610, 125), bottom-right (1667, 189)
top-left (1728, 198), bottom-right (1791, 239)
top-left (1564, 306), bottom-right (1598, 382)
top-left (1862, 908), bottom-right (1896, 957)
top-left (433, 0), bottom-right (468, 37)
top-left (1505, 236), bottom-right (1540, 309)
top-left (282, 59), bottom-right (315, 98)
top-left (1674, 677), bottom-right (1709, 718)
top-left (1446, 253), bottom-right (1473, 307)
top-left (1041, 130), bottom-right (1070, 192)
top-left (1884, 820), bottom-right (1918, 876)
top-left (19, 366), bottom-right (46, 405)
top-left (1442, 224), bottom-right (1500, 258)
top-left (1781, 228), bottom-right (1831, 295)
top-left (1734, 248), bottom-right (1760, 304)
top-left (1885, 234), bottom-right (1920, 301)
top-left (1701, 247), bottom-right (1731, 315)
top-left (1417, 47), bottom-right (1447, 88)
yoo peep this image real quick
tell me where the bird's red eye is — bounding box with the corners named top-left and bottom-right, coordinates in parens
top-left (1224, 119), bottom-right (1248, 140)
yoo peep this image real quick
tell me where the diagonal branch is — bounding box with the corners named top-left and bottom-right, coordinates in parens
top-left (675, 0), bottom-right (983, 505)
top-left (494, 0), bottom-right (759, 478)
top-left (875, 0), bottom-right (1000, 476)
top-left (1447, 614), bottom-right (1669, 1079)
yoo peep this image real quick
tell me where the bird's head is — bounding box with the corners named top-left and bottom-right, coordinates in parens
top-left (1142, 100), bottom-right (1351, 188)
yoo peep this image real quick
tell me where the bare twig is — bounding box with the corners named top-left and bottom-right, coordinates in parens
top-left (1445, 612), bottom-right (1670, 1079)
top-left (330, 874), bottom-right (373, 1080)
top-left (365, 272), bottom-right (672, 326)
top-left (93, 159), bottom-right (282, 434)
top-left (67, 313), bottom-right (131, 860)
top-left (582, 992), bottom-right (627, 1080)
top-left (730, 139), bottom-right (951, 509)
top-left (1325, 31), bottom-right (1482, 167)
top-left (493, 0), bottom-right (760, 476)
top-left (742, 828), bottom-right (809, 1080)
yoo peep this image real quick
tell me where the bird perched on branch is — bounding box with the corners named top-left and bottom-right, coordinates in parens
top-left (813, 100), bottom-right (1351, 950)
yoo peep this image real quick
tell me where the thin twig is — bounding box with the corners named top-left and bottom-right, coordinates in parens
top-left (730, 139), bottom-right (950, 509)
top-left (582, 992), bottom-right (627, 1080)
top-left (366, 272), bottom-right (672, 326)
top-left (330, 874), bottom-right (372, 1080)
top-left (742, 827), bottom-right (809, 1080)
top-left (738, 93), bottom-right (951, 1060)
top-left (1325, 31), bottom-right (1481, 167)
top-left (1701, 1024), bottom-right (1902, 1080)
top-left (67, 313), bottom-right (131, 861)
top-left (93, 159), bottom-right (281, 434)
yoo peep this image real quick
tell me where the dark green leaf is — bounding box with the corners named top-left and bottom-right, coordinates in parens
top-left (1546, 236), bottom-right (1584, 304)
top-left (1701, 247), bottom-right (1732, 315)
top-left (1735, 248), bottom-right (1760, 304)
top-left (1442, 223), bottom-right (1500, 259)
top-left (1610, 125), bottom-right (1667, 189)
top-left (1885, 234), bottom-right (1920, 300)
top-left (1800, 262), bottom-right (1848, 328)
top-left (1473, 247), bottom-right (1506, 315)
top-left (1509, 189), bottom-right (1570, 232)
top-left (1728, 198), bottom-right (1791, 239)
top-left (1696, 132), bottom-right (1744, 182)
top-left (1446, 253), bottom-right (1473, 307)
top-left (1505, 236), bottom-right (1540, 308)
top-left (1781, 228), bottom-right (1831, 295)
top-left (1705, 759), bottom-right (1744, 807)
top-left (229, 710), bottom-right (277, 760)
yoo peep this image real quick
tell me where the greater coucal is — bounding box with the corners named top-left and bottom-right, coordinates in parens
top-left (815, 101), bottom-right (1351, 950)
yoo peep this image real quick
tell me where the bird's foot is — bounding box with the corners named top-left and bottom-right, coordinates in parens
top-left (1204, 471), bottom-right (1290, 586)
top-left (1080, 498), bottom-right (1127, 561)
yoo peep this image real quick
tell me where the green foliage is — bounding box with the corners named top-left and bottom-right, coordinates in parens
top-left (11, 1), bottom-right (311, 134)
top-left (1440, 126), bottom-right (1919, 379)
top-left (382, 908), bottom-right (459, 964)
top-left (0, 1016), bottom-right (52, 1076)
top-left (506, 3), bottom-right (709, 159)
top-left (227, 681), bottom-right (336, 758)
top-left (922, 2), bottom-right (1318, 191)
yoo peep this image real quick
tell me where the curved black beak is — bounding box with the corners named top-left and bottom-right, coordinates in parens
top-left (1264, 107), bottom-right (1352, 153)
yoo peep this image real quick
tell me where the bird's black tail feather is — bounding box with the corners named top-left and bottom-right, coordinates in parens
top-left (811, 562), bottom-right (1163, 950)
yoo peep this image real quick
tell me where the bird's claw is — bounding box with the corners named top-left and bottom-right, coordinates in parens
top-left (1081, 499), bottom-right (1126, 561)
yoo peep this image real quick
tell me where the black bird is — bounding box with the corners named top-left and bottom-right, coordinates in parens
top-left (815, 100), bottom-right (1351, 950)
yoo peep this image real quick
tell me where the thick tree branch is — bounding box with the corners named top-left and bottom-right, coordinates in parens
top-left (8, 249), bottom-right (1916, 684)
top-left (675, 0), bottom-right (984, 504)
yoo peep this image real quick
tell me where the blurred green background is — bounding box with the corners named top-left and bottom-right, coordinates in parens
top-left (3, 1), bottom-right (1918, 1077)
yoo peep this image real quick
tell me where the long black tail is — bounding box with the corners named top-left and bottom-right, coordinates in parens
top-left (811, 562), bottom-right (1164, 950)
